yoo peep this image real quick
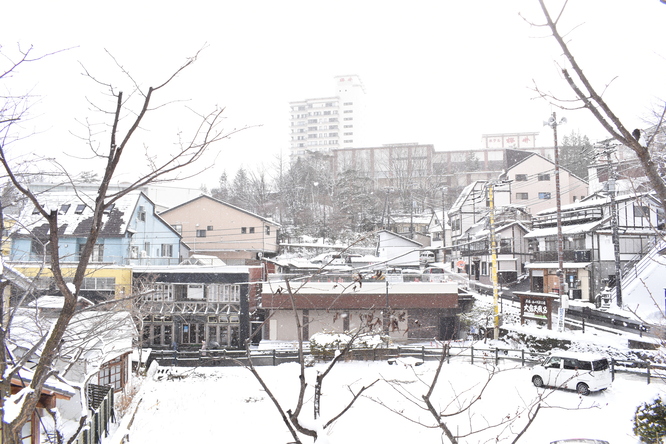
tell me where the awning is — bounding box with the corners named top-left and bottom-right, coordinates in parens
top-left (525, 262), bottom-right (591, 269)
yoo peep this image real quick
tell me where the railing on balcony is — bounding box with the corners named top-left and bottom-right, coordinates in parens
top-left (532, 250), bottom-right (592, 263)
top-left (139, 299), bottom-right (241, 315)
top-left (532, 208), bottom-right (603, 228)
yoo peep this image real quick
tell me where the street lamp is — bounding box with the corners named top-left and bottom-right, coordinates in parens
top-left (544, 112), bottom-right (567, 331)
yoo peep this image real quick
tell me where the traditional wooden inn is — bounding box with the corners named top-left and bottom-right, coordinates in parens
top-left (133, 264), bottom-right (264, 350)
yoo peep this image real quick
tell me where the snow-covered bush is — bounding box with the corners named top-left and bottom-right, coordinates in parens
top-left (634, 396), bottom-right (666, 443)
top-left (309, 331), bottom-right (389, 359)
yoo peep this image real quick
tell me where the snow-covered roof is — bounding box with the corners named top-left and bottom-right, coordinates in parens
top-left (161, 194), bottom-right (281, 227)
top-left (262, 280), bottom-right (458, 295)
top-left (536, 192), bottom-right (657, 216)
top-left (15, 190), bottom-right (148, 237)
top-left (524, 220), bottom-right (603, 239)
top-left (10, 308), bottom-right (135, 384)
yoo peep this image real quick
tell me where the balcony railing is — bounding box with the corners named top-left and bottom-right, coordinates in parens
top-left (532, 250), bottom-right (592, 263)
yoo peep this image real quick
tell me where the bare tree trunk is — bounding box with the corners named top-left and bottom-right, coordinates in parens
top-left (1, 46), bottom-right (233, 444)
top-left (536, 0), bottom-right (666, 213)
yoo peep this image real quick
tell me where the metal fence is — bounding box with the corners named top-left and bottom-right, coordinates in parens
top-left (147, 344), bottom-right (666, 385)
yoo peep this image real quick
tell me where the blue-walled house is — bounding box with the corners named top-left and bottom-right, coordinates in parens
top-left (10, 191), bottom-right (182, 266)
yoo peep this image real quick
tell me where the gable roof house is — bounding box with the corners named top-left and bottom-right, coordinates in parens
top-left (375, 230), bottom-right (423, 268)
top-left (454, 206), bottom-right (532, 288)
top-left (505, 150), bottom-right (589, 215)
top-left (9, 190), bottom-right (182, 267)
top-left (525, 192), bottom-right (663, 304)
top-left (159, 195), bottom-right (281, 265)
top-left (447, 181), bottom-right (511, 274)
top-left (427, 210), bottom-right (451, 262)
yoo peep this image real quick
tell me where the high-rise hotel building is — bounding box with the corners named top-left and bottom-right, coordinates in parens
top-left (289, 75), bottom-right (365, 161)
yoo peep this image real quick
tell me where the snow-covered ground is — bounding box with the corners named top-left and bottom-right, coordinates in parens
top-left (104, 287), bottom-right (666, 444)
top-left (110, 348), bottom-right (664, 444)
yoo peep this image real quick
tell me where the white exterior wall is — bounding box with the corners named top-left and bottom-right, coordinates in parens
top-left (269, 309), bottom-right (409, 342)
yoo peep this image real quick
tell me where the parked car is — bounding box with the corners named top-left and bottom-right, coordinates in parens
top-left (531, 351), bottom-right (612, 395)
top-left (422, 266), bottom-right (446, 282)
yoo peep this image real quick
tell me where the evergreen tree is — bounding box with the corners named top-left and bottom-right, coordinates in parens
top-left (634, 396), bottom-right (666, 443)
top-left (211, 171), bottom-right (230, 201)
top-left (560, 130), bottom-right (593, 180)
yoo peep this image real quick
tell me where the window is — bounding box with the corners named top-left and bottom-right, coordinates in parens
top-left (98, 355), bottom-right (127, 391)
top-left (207, 225), bottom-right (214, 231)
top-left (249, 227), bottom-right (255, 234)
top-left (538, 173), bottom-right (550, 181)
top-left (241, 227), bottom-right (247, 234)
top-left (634, 205), bottom-right (649, 218)
top-left (31, 240), bottom-right (49, 260)
top-left (207, 284), bottom-right (241, 302)
top-left (172, 224), bottom-right (182, 234)
top-left (538, 192), bottom-right (551, 199)
top-left (343, 102), bottom-right (353, 105)
top-left (81, 277), bottom-right (115, 290)
top-left (515, 174), bottom-right (528, 181)
top-left (161, 244), bottom-right (173, 257)
top-left (343, 110), bottom-right (353, 113)
top-left (75, 204), bottom-right (86, 214)
top-left (59, 204), bottom-right (71, 214)
top-left (266, 226), bottom-right (271, 235)
top-left (196, 229), bottom-right (207, 237)
top-left (79, 243), bottom-right (104, 262)
top-left (620, 237), bottom-right (645, 254)
top-left (516, 192), bottom-right (529, 200)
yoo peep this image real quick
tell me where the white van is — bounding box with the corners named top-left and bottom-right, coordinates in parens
top-left (419, 250), bottom-right (436, 265)
top-left (531, 351), bottom-right (611, 395)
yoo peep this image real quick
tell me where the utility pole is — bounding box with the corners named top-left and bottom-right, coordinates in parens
top-left (441, 187), bottom-right (447, 263)
top-left (599, 143), bottom-right (623, 307)
top-left (488, 183), bottom-right (500, 340)
top-left (545, 112), bottom-right (567, 331)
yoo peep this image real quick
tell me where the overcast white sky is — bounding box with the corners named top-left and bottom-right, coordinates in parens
top-left (2, 0), bottom-right (665, 189)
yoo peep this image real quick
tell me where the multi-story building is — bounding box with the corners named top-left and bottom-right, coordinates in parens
top-left (525, 192), bottom-right (663, 302)
top-left (289, 75), bottom-right (366, 161)
top-left (134, 263), bottom-right (264, 350)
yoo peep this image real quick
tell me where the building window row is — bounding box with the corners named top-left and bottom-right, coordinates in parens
top-left (143, 283), bottom-right (241, 303)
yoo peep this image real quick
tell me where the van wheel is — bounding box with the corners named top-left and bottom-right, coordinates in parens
top-left (576, 382), bottom-right (590, 396)
top-left (532, 375), bottom-right (544, 387)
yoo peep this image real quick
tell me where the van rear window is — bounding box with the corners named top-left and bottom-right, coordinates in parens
top-left (592, 359), bottom-right (609, 371)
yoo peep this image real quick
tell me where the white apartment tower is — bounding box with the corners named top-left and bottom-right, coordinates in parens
top-left (289, 75), bottom-right (366, 161)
